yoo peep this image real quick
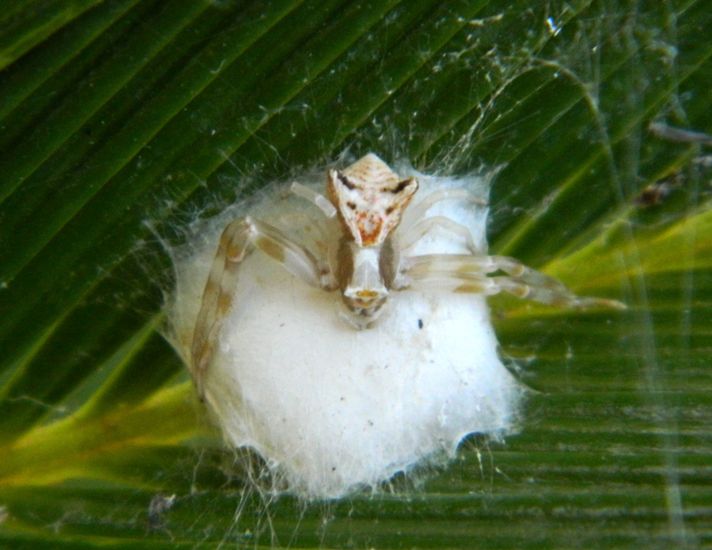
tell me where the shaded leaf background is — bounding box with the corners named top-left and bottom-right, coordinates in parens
top-left (1, 0), bottom-right (710, 547)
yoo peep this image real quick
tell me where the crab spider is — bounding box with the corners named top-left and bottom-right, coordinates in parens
top-left (190, 153), bottom-right (623, 397)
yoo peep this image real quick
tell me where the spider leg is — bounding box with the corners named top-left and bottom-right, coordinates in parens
top-left (405, 254), bottom-right (571, 292)
top-left (270, 211), bottom-right (331, 245)
top-left (401, 188), bottom-right (487, 234)
top-left (399, 215), bottom-right (481, 254)
top-left (402, 253), bottom-right (625, 309)
top-left (290, 182), bottom-right (337, 218)
top-left (191, 216), bottom-right (334, 398)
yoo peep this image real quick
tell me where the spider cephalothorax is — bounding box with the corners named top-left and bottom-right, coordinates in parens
top-left (327, 154), bottom-right (418, 324)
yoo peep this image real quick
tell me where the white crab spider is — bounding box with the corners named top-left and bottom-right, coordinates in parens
top-left (171, 153), bottom-right (623, 498)
top-left (190, 153), bottom-right (621, 397)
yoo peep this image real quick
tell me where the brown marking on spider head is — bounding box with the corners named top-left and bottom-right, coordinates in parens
top-left (327, 154), bottom-right (418, 247)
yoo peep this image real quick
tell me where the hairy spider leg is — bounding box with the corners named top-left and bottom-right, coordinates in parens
top-left (191, 216), bottom-right (334, 397)
top-left (402, 253), bottom-right (626, 309)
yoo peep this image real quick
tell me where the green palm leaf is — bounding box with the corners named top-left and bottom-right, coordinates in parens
top-left (1, 1), bottom-right (710, 547)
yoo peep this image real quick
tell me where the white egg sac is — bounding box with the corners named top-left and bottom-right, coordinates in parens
top-left (167, 163), bottom-right (523, 499)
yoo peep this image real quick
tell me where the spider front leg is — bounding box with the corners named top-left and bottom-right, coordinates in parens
top-left (290, 181), bottom-right (337, 218)
top-left (191, 216), bottom-right (334, 398)
top-left (402, 253), bottom-right (625, 309)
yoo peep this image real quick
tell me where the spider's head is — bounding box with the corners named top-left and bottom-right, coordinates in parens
top-left (328, 153), bottom-right (418, 247)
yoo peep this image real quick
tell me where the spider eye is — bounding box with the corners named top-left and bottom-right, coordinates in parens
top-left (337, 172), bottom-right (356, 190)
top-left (346, 201), bottom-right (357, 210)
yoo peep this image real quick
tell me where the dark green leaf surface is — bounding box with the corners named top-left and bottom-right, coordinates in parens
top-left (1, 1), bottom-right (710, 547)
